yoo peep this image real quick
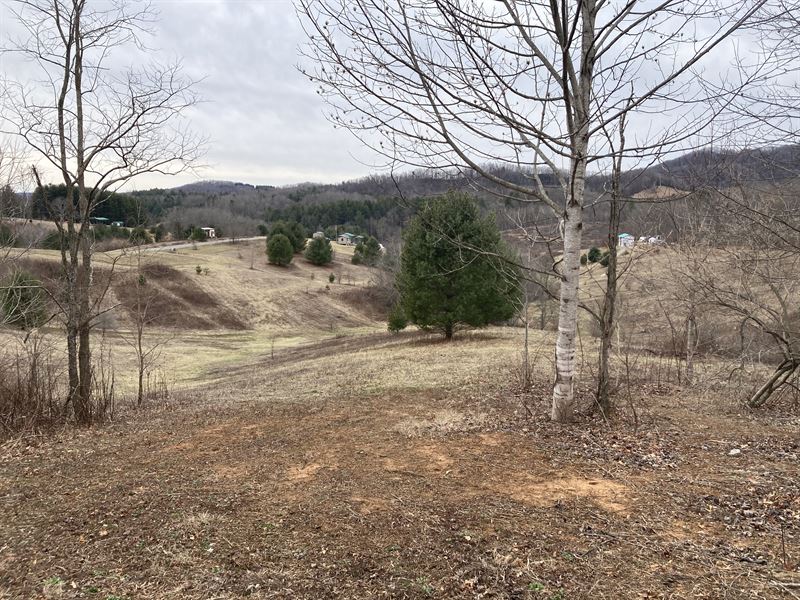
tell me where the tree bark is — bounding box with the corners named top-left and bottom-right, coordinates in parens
top-left (597, 116), bottom-right (624, 416)
top-left (551, 1), bottom-right (595, 423)
top-left (685, 307), bottom-right (697, 385)
top-left (749, 359), bottom-right (798, 408)
top-left (74, 6), bottom-right (94, 424)
top-left (552, 195), bottom-right (584, 422)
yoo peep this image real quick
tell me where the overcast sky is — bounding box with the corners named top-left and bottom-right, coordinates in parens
top-left (0, 1), bottom-right (785, 192)
top-left (0, 0), bottom-right (376, 189)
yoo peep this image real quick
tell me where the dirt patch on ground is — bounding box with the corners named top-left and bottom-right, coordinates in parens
top-left (488, 473), bottom-right (629, 513)
top-left (394, 408), bottom-right (487, 437)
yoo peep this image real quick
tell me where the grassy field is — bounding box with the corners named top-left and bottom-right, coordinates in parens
top-left (1, 239), bottom-right (383, 395)
top-left (0, 241), bottom-right (798, 599)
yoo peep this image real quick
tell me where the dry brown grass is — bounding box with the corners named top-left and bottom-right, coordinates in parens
top-left (0, 324), bottom-right (797, 598)
top-left (1, 241), bottom-right (798, 599)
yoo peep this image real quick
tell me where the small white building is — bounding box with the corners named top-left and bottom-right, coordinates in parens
top-left (618, 233), bottom-right (635, 248)
top-left (337, 232), bottom-right (355, 245)
top-left (201, 227), bottom-right (216, 239)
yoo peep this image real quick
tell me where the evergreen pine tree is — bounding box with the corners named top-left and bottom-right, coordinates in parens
top-left (398, 193), bottom-right (520, 339)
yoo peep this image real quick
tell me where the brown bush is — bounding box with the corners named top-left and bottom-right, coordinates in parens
top-left (0, 336), bottom-right (65, 436)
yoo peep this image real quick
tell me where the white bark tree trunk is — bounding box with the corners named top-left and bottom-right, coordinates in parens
top-left (551, 190), bottom-right (585, 422)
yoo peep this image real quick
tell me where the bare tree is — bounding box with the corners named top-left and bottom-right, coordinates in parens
top-left (1, 0), bottom-right (201, 423)
top-left (298, 0), bottom-right (768, 421)
top-left (679, 183), bottom-right (800, 407)
top-left (594, 115), bottom-right (627, 416)
top-left (120, 245), bottom-right (172, 408)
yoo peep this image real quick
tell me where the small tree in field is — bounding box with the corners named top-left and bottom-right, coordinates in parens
top-left (352, 236), bottom-right (381, 266)
top-left (267, 234), bottom-right (294, 266)
top-left (387, 303), bottom-right (408, 333)
top-left (588, 247), bottom-right (602, 264)
top-left (398, 193), bottom-right (520, 340)
top-left (305, 237), bottom-right (333, 265)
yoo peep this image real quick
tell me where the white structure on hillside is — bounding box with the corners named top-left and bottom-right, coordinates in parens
top-left (618, 233), bottom-right (635, 248)
top-left (337, 232), bottom-right (355, 245)
top-left (337, 232), bottom-right (366, 245)
top-left (201, 227), bottom-right (216, 239)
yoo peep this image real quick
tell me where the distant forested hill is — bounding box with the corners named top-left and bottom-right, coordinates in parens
top-left (129, 167), bottom-right (572, 243)
top-left (125, 144), bottom-right (800, 244)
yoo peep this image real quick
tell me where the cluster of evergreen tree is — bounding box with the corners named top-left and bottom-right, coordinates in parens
top-left (351, 237), bottom-right (382, 266)
top-left (266, 221), bottom-right (309, 266)
top-left (264, 197), bottom-right (416, 237)
top-left (31, 185), bottom-right (142, 226)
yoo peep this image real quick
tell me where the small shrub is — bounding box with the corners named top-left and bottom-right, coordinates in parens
top-left (600, 251), bottom-right (611, 267)
top-left (150, 224), bottom-right (166, 242)
top-left (130, 226), bottom-right (152, 244)
top-left (587, 247), bottom-right (602, 263)
top-left (195, 265), bottom-right (202, 275)
top-left (580, 253), bottom-right (588, 265)
top-left (329, 272), bottom-right (335, 283)
top-left (0, 335), bottom-right (64, 434)
top-left (387, 303), bottom-right (408, 333)
top-left (267, 233), bottom-right (294, 266)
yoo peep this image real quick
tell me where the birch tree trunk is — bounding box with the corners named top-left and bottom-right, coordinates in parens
top-left (552, 188), bottom-right (585, 422)
top-left (551, 1), bottom-right (595, 422)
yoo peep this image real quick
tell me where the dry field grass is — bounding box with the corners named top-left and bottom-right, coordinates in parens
top-left (0, 242), bottom-right (798, 599)
top-left (0, 240), bottom-right (383, 394)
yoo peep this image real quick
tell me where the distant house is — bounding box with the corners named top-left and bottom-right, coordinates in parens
top-left (352, 235), bottom-right (365, 245)
top-left (618, 233), bottom-right (635, 248)
top-left (201, 227), bottom-right (217, 239)
top-left (90, 216), bottom-right (109, 225)
top-left (638, 234), bottom-right (665, 246)
top-left (312, 231), bottom-right (325, 240)
top-left (337, 232), bottom-right (355, 245)
top-left (111, 220), bottom-right (125, 227)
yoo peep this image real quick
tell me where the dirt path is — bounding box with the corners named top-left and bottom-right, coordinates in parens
top-left (1, 331), bottom-right (797, 599)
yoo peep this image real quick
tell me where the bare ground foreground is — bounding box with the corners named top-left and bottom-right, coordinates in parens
top-left (1, 328), bottom-right (798, 599)
top-left (0, 243), bottom-right (798, 599)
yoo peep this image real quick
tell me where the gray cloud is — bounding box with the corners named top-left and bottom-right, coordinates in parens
top-left (1, 0), bottom-right (376, 189)
top-left (148, 0), bottom-right (375, 187)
